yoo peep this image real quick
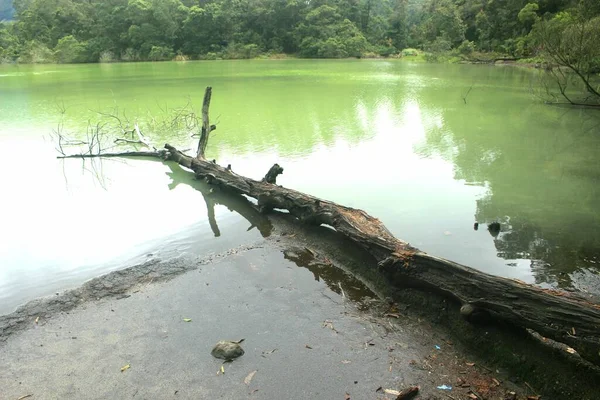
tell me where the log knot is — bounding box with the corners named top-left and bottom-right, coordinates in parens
top-left (263, 163), bottom-right (284, 184)
top-left (378, 249), bottom-right (416, 270)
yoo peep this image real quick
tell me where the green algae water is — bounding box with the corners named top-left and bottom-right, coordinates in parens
top-left (1, 60), bottom-right (599, 313)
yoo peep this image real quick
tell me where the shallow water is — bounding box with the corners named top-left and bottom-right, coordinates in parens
top-left (1, 60), bottom-right (599, 313)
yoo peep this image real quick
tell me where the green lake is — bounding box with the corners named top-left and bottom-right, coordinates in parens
top-left (1, 60), bottom-right (599, 314)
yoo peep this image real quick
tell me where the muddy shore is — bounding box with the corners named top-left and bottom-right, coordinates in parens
top-left (1, 214), bottom-right (599, 399)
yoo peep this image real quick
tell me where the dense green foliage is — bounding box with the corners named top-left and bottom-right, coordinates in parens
top-left (0, 0), bottom-right (598, 63)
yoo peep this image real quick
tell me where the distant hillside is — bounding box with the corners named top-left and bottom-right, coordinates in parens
top-left (0, 0), bottom-right (13, 21)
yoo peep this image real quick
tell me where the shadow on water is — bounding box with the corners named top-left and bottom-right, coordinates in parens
top-left (164, 161), bottom-right (273, 238)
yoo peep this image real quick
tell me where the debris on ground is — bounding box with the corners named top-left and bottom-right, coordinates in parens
top-left (380, 386), bottom-right (419, 400)
top-left (504, 391), bottom-right (517, 400)
top-left (323, 319), bottom-right (338, 332)
top-left (211, 340), bottom-right (245, 360)
top-left (396, 386), bottom-right (419, 399)
top-left (261, 348), bottom-right (277, 357)
top-left (244, 370), bottom-right (257, 385)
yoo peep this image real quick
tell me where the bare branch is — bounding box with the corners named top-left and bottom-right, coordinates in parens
top-left (196, 87), bottom-right (213, 159)
top-left (462, 86), bottom-right (473, 105)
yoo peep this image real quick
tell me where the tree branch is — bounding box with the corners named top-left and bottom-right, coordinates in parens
top-left (196, 87), bottom-right (213, 159)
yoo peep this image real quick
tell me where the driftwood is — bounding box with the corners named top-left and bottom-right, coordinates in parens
top-left (57, 87), bottom-right (600, 367)
top-left (161, 143), bottom-right (600, 366)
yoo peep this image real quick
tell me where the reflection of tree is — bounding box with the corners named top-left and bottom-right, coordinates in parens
top-left (40, 64), bottom-right (393, 160)
top-left (166, 162), bottom-right (376, 303)
top-left (420, 99), bottom-right (600, 289)
top-left (165, 162), bottom-right (272, 238)
top-left (283, 247), bottom-right (375, 305)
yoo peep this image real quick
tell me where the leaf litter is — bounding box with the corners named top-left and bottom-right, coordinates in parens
top-left (244, 370), bottom-right (257, 385)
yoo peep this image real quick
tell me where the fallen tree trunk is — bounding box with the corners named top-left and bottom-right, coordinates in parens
top-left (55, 87), bottom-right (600, 367)
top-left (160, 143), bottom-right (600, 367)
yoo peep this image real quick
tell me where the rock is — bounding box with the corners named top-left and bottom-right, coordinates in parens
top-left (460, 303), bottom-right (491, 324)
top-left (488, 222), bottom-right (501, 237)
top-left (460, 303), bottom-right (475, 319)
top-left (211, 340), bottom-right (245, 360)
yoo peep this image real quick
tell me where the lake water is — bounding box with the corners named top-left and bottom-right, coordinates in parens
top-left (1, 60), bottom-right (599, 314)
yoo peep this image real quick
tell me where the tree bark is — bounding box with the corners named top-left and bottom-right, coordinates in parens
top-left (161, 143), bottom-right (600, 367)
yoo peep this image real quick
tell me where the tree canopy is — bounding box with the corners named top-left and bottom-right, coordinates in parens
top-left (0, 0), bottom-right (598, 63)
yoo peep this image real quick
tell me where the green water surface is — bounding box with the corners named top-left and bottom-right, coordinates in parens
top-left (1, 60), bottom-right (599, 313)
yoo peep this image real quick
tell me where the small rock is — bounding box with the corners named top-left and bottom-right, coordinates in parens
top-left (460, 304), bottom-right (475, 319)
top-left (460, 303), bottom-right (491, 324)
top-left (504, 391), bottom-right (517, 400)
top-left (211, 341), bottom-right (245, 360)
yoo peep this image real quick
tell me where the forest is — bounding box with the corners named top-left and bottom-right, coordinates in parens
top-left (0, 0), bottom-right (598, 64)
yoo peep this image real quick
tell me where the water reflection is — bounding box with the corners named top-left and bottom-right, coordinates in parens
top-left (164, 162), bottom-right (273, 238)
top-left (3, 60), bottom-right (600, 308)
top-left (421, 96), bottom-right (600, 291)
top-left (164, 162), bottom-right (378, 305)
top-left (283, 246), bottom-right (375, 307)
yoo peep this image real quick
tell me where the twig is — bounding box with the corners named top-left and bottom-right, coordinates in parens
top-left (57, 151), bottom-right (165, 159)
top-left (338, 282), bottom-right (346, 298)
top-left (462, 86), bottom-right (473, 104)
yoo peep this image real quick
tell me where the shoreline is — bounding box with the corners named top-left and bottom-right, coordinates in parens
top-left (2, 213), bottom-right (600, 399)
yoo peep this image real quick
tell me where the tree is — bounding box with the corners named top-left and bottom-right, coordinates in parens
top-left (420, 0), bottom-right (466, 47)
top-left (0, 21), bottom-right (18, 61)
top-left (532, 9), bottom-right (600, 105)
top-left (180, 4), bottom-right (231, 56)
top-left (17, 39), bottom-right (53, 63)
top-left (518, 3), bottom-right (539, 30)
top-left (296, 5), bottom-right (369, 58)
top-left (148, 45), bottom-right (175, 61)
top-left (387, 0), bottom-right (408, 50)
top-left (54, 34), bottom-right (86, 63)
top-left (3, 0), bottom-right (598, 62)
